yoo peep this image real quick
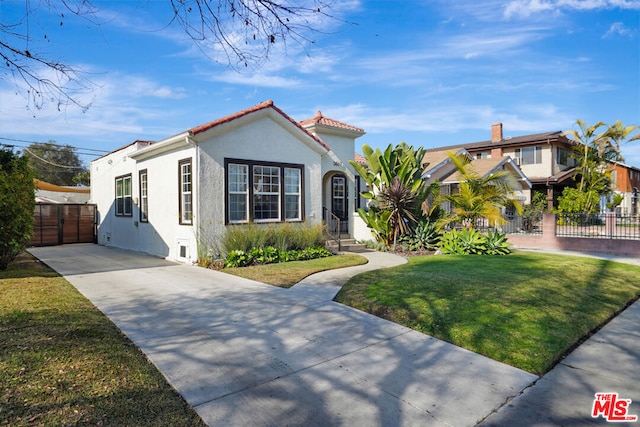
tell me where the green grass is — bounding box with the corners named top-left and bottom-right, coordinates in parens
top-left (335, 251), bottom-right (640, 375)
top-left (223, 253), bottom-right (368, 287)
top-left (0, 252), bottom-right (205, 427)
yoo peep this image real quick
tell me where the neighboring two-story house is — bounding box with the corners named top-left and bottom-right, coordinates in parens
top-left (427, 123), bottom-right (578, 209)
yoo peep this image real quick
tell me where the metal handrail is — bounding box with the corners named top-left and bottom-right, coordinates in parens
top-left (323, 207), bottom-right (341, 251)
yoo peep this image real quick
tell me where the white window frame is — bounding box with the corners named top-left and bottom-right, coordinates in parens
top-left (115, 174), bottom-right (132, 217)
top-left (515, 146), bottom-right (542, 165)
top-left (284, 167), bottom-right (301, 221)
top-left (253, 165), bottom-right (281, 222)
top-left (228, 163), bottom-right (249, 223)
top-left (139, 169), bottom-right (148, 222)
top-left (179, 159), bottom-right (193, 225)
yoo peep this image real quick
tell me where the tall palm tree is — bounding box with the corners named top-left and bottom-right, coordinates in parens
top-left (605, 120), bottom-right (640, 161)
top-left (439, 153), bottom-right (522, 229)
top-left (564, 119), bottom-right (610, 192)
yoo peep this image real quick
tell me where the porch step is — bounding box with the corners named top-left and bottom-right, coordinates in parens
top-left (325, 238), bottom-right (370, 253)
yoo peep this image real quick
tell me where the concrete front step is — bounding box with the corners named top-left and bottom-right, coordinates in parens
top-left (326, 239), bottom-right (370, 253)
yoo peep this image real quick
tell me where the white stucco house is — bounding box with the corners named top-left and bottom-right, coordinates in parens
top-left (90, 100), bottom-right (366, 263)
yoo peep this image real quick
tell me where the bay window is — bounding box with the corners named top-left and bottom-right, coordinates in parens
top-left (225, 159), bottom-right (303, 224)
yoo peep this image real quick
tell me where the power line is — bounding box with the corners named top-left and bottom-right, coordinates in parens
top-left (0, 136), bottom-right (111, 154)
top-left (22, 148), bottom-right (86, 170)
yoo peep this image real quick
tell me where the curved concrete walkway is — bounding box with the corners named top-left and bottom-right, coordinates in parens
top-left (29, 244), bottom-right (536, 426)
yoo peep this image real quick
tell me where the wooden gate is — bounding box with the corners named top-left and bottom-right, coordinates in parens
top-left (30, 204), bottom-right (97, 246)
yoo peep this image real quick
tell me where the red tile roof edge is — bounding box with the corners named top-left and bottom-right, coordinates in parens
top-left (189, 100), bottom-right (331, 152)
top-left (354, 153), bottom-right (367, 164)
top-left (300, 110), bottom-right (365, 134)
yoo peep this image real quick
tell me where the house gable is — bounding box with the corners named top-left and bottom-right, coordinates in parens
top-left (129, 100), bottom-right (330, 162)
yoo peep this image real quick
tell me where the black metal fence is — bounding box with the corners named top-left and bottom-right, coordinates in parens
top-left (555, 213), bottom-right (640, 240)
top-left (464, 213), bottom-right (543, 235)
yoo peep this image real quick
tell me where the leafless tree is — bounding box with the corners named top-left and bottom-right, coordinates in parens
top-left (1, 0), bottom-right (339, 112)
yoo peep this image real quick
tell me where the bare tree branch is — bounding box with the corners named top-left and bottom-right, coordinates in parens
top-left (1, 0), bottom-right (343, 112)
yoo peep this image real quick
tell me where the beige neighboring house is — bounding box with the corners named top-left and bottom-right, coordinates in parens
top-left (428, 123), bottom-right (577, 207)
top-left (422, 148), bottom-right (531, 223)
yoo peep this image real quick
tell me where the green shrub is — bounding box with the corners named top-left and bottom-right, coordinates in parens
top-left (250, 246), bottom-right (280, 264)
top-left (222, 223), bottom-right (325, 254)
top-left (0, 149), bottom-right (34, 270)
top-left (398, 219), bottom-right (441, 251)
top-left (223, 224), bottom-right (270, 253)
top-left (224, 245), bottom-right (332, 268)
top-left (440, 228), bottom-right (510, 255)
top-left (484, 230), bottom-right (512, 255)
top-left (224, 250), bottom-right (252, 268)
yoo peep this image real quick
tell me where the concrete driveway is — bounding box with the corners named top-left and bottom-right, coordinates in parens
top-left (29, 244), bottom-right (536, 426)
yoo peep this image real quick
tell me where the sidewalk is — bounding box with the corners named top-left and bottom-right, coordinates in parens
top-left (29, 244), bottom-right (536, 426)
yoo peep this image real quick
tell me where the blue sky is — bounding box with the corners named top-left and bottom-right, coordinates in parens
top-left (1, 0), bottom-right (639, 167)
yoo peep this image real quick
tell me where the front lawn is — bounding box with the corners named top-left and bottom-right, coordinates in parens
top-left (0, 252), bottom-right (205, 427)
top-left (335, 251), bottom-right (640, 375)
top-left (223, 253), bottom-right (368, 287)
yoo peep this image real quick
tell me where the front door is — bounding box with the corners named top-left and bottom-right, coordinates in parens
top-left (331, 175), bottom-right (348, 234)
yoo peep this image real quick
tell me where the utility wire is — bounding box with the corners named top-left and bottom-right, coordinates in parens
top-left (22, 147), bottom-right (86, 170)
top-left (0, 136), bottom-right (111, 154)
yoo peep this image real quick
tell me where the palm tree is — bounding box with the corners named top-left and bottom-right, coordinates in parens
top-left (439, 153), bottom-right (523, 229)
top-left (605, 120), bottom-right (640, 161)
top-left (564, 119), bottom-right (610, 192)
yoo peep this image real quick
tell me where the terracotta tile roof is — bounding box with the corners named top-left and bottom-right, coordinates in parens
top-left (354, 153), bottom-right (367, 164)
top-left (189, 100), bottom-right (331, 151)
top-left (299, 110), bottom-right (365, 134)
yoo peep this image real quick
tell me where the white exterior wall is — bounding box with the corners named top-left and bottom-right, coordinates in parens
top-left (135, 147), bottom-right (197, 262)
top-left (91, 107), bottom-right (363, 263)
top-left (195, 116), bottom-right (325, 255)
top-left (353, 212), bottom-right (374, 242)
top-left (317, 133), bottom-right (360, 235)
top-left (91, 142), bottom-right (198, 263)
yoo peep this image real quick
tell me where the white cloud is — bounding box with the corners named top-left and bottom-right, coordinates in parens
top-left (504, 0), bottom-right (640, 19)
top-left (0, 67), bottom-right (187, 142)
top-left (603, 22), bottom-right (637, 38)
top-left (311, 102), bottom-right (574, 136)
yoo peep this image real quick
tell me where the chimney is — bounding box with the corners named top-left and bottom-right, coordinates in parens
top-left (491, 122), bottom-right (503, 143)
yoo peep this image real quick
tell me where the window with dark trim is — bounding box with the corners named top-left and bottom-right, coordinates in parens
top-left (179, 158), bottom-right (193, 225)
top-left (139, 169), bottom-right (148, 222)
top-left (115, 174), bottom-right (132, 217)
top-left (284, 167), bottom-right (301, 221)
top-left (225, 158), bottom-right (304, 224)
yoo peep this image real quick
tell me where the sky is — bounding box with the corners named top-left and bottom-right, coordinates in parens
top-left (1, 0), bottom-right (639, 168)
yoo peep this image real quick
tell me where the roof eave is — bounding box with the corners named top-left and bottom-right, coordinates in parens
top-left (129, 131), bottom-right (192, 160)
